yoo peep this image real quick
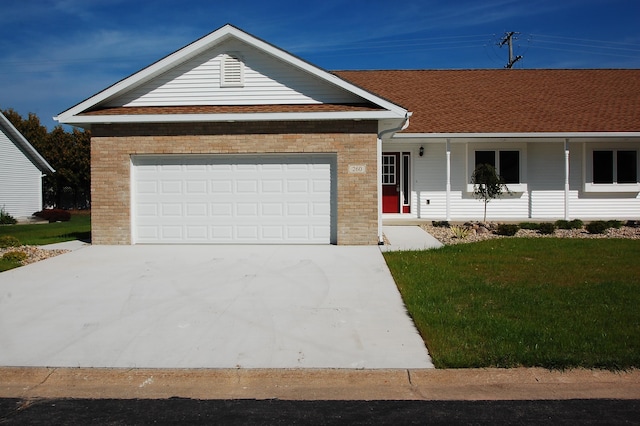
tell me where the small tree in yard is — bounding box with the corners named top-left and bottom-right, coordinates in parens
top-left (471, 163), bottom-right (510, 223)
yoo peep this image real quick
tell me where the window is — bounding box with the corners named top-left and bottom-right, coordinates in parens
top-left (402, 154), bottom-right (410, 205)
top-left (617, 151), bottom-right (637, 183)
top-left (585, 148), bottom-right (639, 192)
top-left (593, 150), bottom-right (637, 184)
top-left (382, 155), bottom-right (395, 185)
top-left (474, 150), bottom-right (520, 184)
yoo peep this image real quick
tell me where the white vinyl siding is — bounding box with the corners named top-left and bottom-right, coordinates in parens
top-left (107, 39), bottom-right (362, 107)
top-left (132, 154), bottom-right (335, 244)
top-left (385, 139), bottom-right (640, 222)
top-left (0, 128), bottom-right (43, 218)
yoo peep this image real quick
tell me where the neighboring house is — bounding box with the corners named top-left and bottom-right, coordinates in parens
top-left (55, 24), bottom-right (640, 245)
top-left (0, 111), bottom-right (55, 219)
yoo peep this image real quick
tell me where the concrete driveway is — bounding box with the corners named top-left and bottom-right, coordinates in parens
top-left (0, 245), bottom-right (433, 369)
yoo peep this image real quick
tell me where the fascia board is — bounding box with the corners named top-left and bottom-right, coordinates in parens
top-left (55, 24), bottom-right (407, 123)
top-left (0, 114), bottom-right (55, 174)
top-left (393, 132), bottom-right (640, 139)
top-left (61, 110), bottom-right (404, 126)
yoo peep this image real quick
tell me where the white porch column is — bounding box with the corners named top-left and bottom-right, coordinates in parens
top-left (446, 139), bottom-right (451, 221)
top-left (564, 139), bottom-right (570, 220)
top-left (377, 136), bottom-right (384, 244)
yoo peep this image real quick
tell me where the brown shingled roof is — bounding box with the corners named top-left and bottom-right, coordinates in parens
top-left (334, 69), bottom-right (640, 133)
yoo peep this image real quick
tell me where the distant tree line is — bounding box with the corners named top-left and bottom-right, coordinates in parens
top-left (3, 109), bottom-right (91, 210)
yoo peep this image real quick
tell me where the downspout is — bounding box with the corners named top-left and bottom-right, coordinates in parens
top-left (446, 139), bottom-right (451, 221)
top-left (377, 113), bottom-right (411, 244)
top-left (564, 139), bottom-right (570, 220)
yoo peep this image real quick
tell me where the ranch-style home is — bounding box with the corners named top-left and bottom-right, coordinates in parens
top-left (55, 24), bottom-right (640, 245)
top-left (1, 111), bottom-right (55, 219)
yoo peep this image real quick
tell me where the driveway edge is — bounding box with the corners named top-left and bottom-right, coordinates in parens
top-left (1, 367), bottom-right (638, 401)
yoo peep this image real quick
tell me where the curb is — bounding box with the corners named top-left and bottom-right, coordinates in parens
top-left (1, 368), bottom-right (639, 401)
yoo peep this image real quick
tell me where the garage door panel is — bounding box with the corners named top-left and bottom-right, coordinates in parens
top-left (211, 180), bottom-right (233, 193)
top-left (211, 203), bottom-right (233, 216)
top-left (186, 203), bottom-right (207, 217)
top-left (133, 154), bottom-right (334, 244)
top-left (161, 203), bottom-right (182, 216)
top-left (161, 181), bottom-right (182, 193)
top-left (186, 180), bottom-right (207, 193)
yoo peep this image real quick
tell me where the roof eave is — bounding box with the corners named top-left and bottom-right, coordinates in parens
top-left (59, 110), bottom-right (405, 127)
top-left (393, 131), bottom-right (640, 140)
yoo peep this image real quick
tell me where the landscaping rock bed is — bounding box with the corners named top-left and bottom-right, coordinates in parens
top-left (423, 222), bottom-right (640, 246)
top-left (1, 246), bottom-right (70, 266)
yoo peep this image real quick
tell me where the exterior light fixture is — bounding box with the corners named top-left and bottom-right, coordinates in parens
top-left (419, 146), bottom-right (424, 157)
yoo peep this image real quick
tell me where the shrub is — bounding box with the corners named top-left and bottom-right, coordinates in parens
top-left (432, 221), bottom-right (450, 228)
top-left (569, 219), bottom-right (584, 229)
top-left (0, 207), bottom-right (17, 225)
top-left (556, 219), bottom-right (584, 230)
top-left (450, 225), bottom-right (471, 239)
top-left (2, 251), bottom-right (27, 264)
top-left (0, 235), bottom-right (21, 248)
top-left (519, 222), bottom-right (540, 230)
top-left (606, 220), bottom-right (623, 229)
top-left (496, 224), bottom-right (520, 236)
top-left (538, 222), bottom-right (556, 235)
top-left (34, 209), bottom-right (71, 222)
top-left (586, 221), bottom-right (609, 234)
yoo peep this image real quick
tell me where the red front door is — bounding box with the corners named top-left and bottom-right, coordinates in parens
top-left (382, 153), bottom-right (400, 213)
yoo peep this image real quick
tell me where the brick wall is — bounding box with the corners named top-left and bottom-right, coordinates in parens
top-left (90, 121), bottom-right (379, 245)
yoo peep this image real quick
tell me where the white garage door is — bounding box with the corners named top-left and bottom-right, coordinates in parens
top-left (132, 154), bottom-right (335, 244)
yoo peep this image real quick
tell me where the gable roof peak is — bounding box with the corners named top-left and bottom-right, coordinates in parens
top-left (55, 24), bottom-right (407, 126)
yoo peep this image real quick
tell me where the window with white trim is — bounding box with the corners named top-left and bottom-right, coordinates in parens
top-left (593, 150), bottom-right (637, 184)
top-left (474, 150), bottom-right (520, 184)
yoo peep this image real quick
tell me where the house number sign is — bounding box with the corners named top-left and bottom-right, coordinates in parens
top-left (348, 164), bottom-right (366, 174)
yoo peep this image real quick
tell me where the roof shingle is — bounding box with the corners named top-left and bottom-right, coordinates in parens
top-left (335, 69), bottom-right (640, 133)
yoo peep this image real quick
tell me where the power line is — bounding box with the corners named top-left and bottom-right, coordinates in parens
top-left (530, 33), bottom-right (640, 48)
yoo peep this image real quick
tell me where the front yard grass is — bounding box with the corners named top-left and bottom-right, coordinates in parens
top-left (0, 212), bottom-right (90, 246)
top-left (383, 238), bottom-right (640, 370)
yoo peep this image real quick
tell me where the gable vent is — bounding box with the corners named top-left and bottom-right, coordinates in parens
top-left (221, 53), bottom-right (244, 87)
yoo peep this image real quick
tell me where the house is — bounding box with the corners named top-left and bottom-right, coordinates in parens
top-left (336, 70), bottom-right (640, 222)
top-left (0, 111), bottom-right (55, 219)
top-left (55, 24), bottom-right (640, 245)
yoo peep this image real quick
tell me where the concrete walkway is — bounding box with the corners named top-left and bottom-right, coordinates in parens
top-left (0, 245), bottom-right (433, 369)
top-left (381, 226), bottom-right (443, 252)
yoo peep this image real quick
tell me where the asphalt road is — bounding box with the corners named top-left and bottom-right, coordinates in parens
top-left (1, 398), bottom-right (639, 425)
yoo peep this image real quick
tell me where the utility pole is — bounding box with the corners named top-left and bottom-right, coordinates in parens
top-left (499, 31), bottom-right (522, 69)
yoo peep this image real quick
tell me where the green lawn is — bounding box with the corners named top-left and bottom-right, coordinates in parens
top-left (0, 213), bottom-right (91, 272)
top-left (0, 213), bottom-right (91, 246)
top-left (383, 238), bottom-right (640, 370)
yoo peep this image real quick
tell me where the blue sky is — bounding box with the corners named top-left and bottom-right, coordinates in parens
top-left (1, 0), bottom-right (639, 129)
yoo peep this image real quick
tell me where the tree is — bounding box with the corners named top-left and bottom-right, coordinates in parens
top-left (2, 109), bottom-right (91, 210)
top-left (471, 163), bottom-right (510, 222)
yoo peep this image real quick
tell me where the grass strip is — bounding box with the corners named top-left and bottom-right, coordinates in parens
top-left (0, 214), bottom-right (90, 246)
top-left (384, 238), bottom-right (640, 370)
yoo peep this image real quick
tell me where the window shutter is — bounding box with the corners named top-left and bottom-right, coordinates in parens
top-left (221, 53), bottom-right (244, 87)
